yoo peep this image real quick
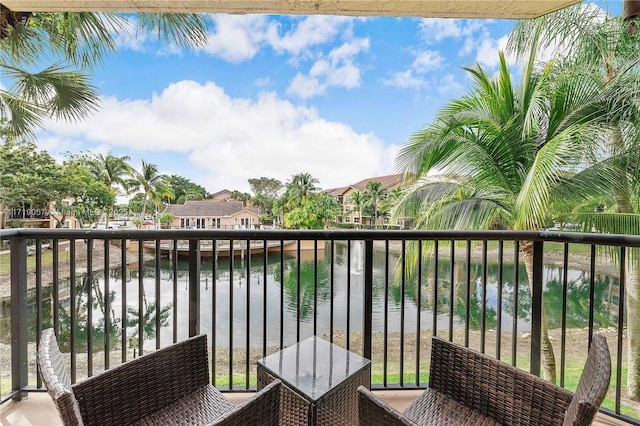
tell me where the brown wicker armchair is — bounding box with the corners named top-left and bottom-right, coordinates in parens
top-left (359, 334), bottom-right (611, 426)
top-left (38, 329), bottom-right (281, 426)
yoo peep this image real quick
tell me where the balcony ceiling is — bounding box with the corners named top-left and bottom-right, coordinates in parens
top-left (2, 0), bottom-right (582, 19)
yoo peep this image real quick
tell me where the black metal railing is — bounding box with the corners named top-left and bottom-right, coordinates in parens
top-left (1, 228), bottom-right (639, 423)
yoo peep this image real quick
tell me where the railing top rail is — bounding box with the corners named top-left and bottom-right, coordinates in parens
top-left (1, 228), bottom-right (639, 247)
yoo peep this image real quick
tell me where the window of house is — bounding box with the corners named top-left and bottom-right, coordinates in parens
top-left (345, 217), bottom-right (351, 223)
top-left (354, 217), bottom-right (360, 224)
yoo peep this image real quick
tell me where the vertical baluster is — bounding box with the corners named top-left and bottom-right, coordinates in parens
top-left (212, 240), bottom-right (217, 383)
top-left (616, 246), bottom-right (626, 414)
top-left (432, 240), bottom-right (439, 336)
top-left (588, 244), bottom-right (596, 345)
top-left (480, 240), bottom-right (487, 354)
top-left (104, 238), bottom-right (110, 370)
top-left (138, 239), bottom-right (144, 356)
top-left (383, 240), bottom-right (389, 387)
top-left (465, 240), bottom-right (471, 347)
top-left (155, 239), bottom-right (161, 349)
top-left (172, 239), bottom-right (178, 344)
top-left (87, 238), bottom-right (93, 376)
top-left (36, 240), bottom-right (42, 388)
top-left (560, 243), bottom-right (569, 387)
top-left (121, 239), bottom-right (127, 362)
top-left (400, 240), bottom-right (406, 386)
top-left (70, 239), bottom-right (76, 383)
top-left (262, 240), bottom-right (268, 358)
top-left (229, 239), bottom-right (234, 389)
top-left (416, 240), bottom-right (422, 386)
top-left (448, 240), bottom-right (454, 341)
top-left (512, 241), bottom-right (519, 367)
top-left (496, 240), bottom-right (503, 361)
top-left (363, 239), bottom-right (373, 362)
top-left (347, 240), bottom-right (351, 350)
top-left (245, 239), bottom-right (251, 389)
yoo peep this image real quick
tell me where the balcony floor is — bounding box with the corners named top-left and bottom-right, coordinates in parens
top-left (0, 390), bottom-right (632, 425)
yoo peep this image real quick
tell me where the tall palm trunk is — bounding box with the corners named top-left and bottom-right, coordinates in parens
top-left (521, 241), bottom-right (557, 383)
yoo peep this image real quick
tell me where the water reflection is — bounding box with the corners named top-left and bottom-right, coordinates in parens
top-left (1, 243), bottom-right (620, 351)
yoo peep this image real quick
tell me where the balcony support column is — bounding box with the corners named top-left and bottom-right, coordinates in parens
top-left (10, 237), bottom-right (28, 401)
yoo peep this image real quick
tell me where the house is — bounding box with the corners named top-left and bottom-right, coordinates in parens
top-left (324, 174), bottom-right (405, 228)
top-left (209, 189), bottom-right (233, 202)
top-left (163, 200), bottom-right (260, 229)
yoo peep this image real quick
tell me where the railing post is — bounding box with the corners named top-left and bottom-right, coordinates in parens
top-left (188, 239), bottom-right (201, 337)
top-left (11, 237), bottom-right (28, 400)
top-left (363, 240), bottom-right (373, 361)
top-left (530, 240), bottom-right (543, 377)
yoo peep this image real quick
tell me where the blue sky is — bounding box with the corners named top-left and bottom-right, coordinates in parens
top-left (35, 1), bottom-right (621, 195)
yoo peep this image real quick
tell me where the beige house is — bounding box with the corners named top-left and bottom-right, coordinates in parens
top-left (163, 200), bottom-right (260, 229)
top-left (324, 174), bottom-right (404, 227)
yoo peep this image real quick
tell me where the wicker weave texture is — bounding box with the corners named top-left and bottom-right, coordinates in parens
top-left (258, 360), bottom-right (371, 425)
top-left (38, 329), bottom-right (282, 426)
top-left (358, 335), bottom-right (611, 426)
top-left (562, 334), bottom-right (611, 426)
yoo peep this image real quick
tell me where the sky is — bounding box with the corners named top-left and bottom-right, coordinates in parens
top-left (33, 1), bottom-right (622, 196)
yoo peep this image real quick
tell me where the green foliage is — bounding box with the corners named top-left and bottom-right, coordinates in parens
top-left (158, 212), bottom-right (175, 228)
top-left (166, 175), bottom-right (207, 204)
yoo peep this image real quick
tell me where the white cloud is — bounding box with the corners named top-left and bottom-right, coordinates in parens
top-left (286, 38), bottom-right (369, 98)
top-left (382, 70), bottom-right (428, 90)
top-left (383, 49), bottom-right (442, 90)
top-left (475, 34), bottom-right (510, 68)
top-left (200, 15), bottom-right (268, 62)
top-left (267, 16), bottom-right (355, 57)
top-left (39, 80), bottom-right (395, 192)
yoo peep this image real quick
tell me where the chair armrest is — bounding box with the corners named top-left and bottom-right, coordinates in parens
top-left (357, 386), bottom-right (418, 426)
top-left (209, 380), bottom-right (282, 426)
top-left (72, 335), bottom-right (210, 426)
top-left (429, 337), bottom-right (573, 425)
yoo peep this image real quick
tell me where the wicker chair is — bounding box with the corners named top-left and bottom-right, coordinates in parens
top-left (38, 329), bottom-right (281, 426)
top-left (359, 334), bottom-right (611, 426)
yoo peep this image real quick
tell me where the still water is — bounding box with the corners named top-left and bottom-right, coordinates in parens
top-left (3, 242), bottom-right (620, 351)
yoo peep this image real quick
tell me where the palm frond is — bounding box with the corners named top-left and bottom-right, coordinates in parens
top-left (137, 13), bottom-right (210, 50)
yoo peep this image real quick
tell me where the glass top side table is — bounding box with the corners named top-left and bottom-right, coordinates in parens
top-left (257, 336), bottom-right (371, 425)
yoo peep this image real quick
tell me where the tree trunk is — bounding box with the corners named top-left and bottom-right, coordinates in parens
top-left (628, 252), bottom-right (640, 400)
top-left (521, 240), bottom-right (557, 383)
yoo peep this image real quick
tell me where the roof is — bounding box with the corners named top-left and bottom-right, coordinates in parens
top-left (323, 186), bottom-right (349, 197)
top-left (2, 1), bottom-right (582, 19)
top-left (350, 174), bottom-right (403, 191)
top-left (164, 200), bottom-right (258, 217)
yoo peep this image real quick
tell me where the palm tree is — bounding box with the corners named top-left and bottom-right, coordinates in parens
top-left (1, 7), bottom-right (210, 139)
top-left (286, 172), bottom-right (320, 208)
top-left (351, 190), bottom-right (365, 228)
top-left (87, 153), bottom-right (131, 225)
top-left (393, 43), bottom-right (625, 383)
top-left (509, 4), bottom-right (640, 398)
top-left (128, 160), bottom-right (172, 216)
top-left (364, 180), bottom-right (387, 228)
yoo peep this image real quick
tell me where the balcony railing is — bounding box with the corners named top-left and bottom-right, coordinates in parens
top-left (1, 228), bottom-right (639, 423)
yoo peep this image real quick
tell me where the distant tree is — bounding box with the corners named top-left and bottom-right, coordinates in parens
top-left (363, 180), bottom-right (387, 228)
top-left (350, 190), bottom-right (365, 228)
top-left (128, 160), bottom-right (173, 215)
top-left (285, 172), bottom-right (319, 209)
top-left (230, 190), bottom-right (251, 207)
top-left (158, 212), bottom-right (175, 229)
top-left (248, 177), bottom-right (282, 198)
top-left (85, 152), bottom-right (131, 226)
top-left (166, 175), bottom-right (207, 203)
